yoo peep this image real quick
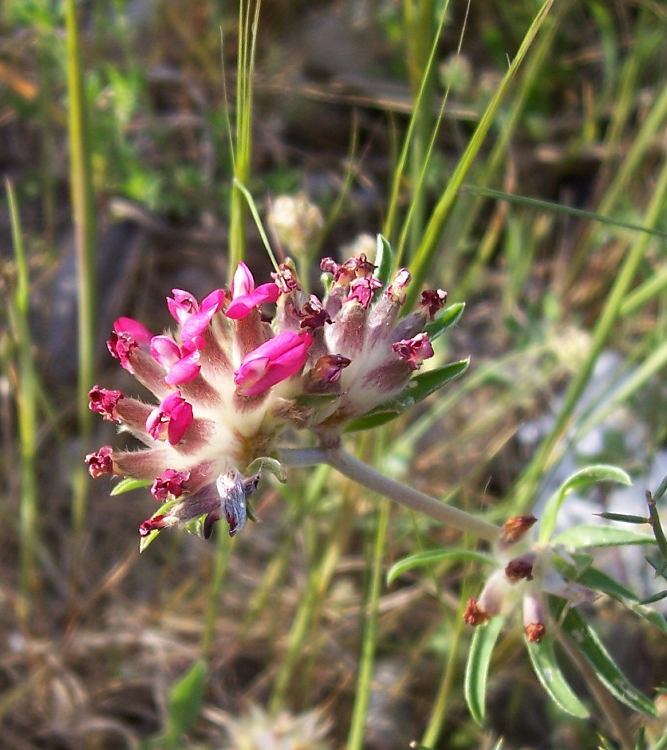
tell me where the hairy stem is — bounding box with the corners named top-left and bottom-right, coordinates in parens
top-left (279, 447), bottom-right (500, 543)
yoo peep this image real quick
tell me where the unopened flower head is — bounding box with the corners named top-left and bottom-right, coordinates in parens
top-left (87, 248), bottom-right (449, 542)
top-left (463, 513), bottom-right (589, 643)
top-left (268, 193), bottom-right (324, 256)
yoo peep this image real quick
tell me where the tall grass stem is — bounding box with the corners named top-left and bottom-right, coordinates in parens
top-left (6, 180), bottom-right (39, 614)
top-left (65, 0), bottom-right (97, 535)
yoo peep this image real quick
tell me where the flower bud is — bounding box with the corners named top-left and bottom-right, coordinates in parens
top-left (391, 332), bottom-right (434, 370)
top-left (523, 592), bottom-right (546, 643)
top-left (268, 193), bottom-right (323, 256)
top-left (308, 354), bottom-right (351, 389)
top-left (88, 386), bottom-right (124, 422)
top-left (146, 392), bottom-right (194, 445)
top-left (420, 289), bottom-right (447, 319)
top-left (151, 469), bottom-right (190, 501)
top-left (500, 515), bottom-right (537, 547)
top-left (505, 554), bottom-right (535, 583)
top-left (85, 446), bottom-right (114, 478)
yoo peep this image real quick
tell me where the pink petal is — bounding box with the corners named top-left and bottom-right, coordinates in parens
top-left (232, 262), bottom-right (255, 297)
top-left (167, 289), bottom-right (198, 324)
top-left (114, 317), bottom-right (152, 344)
top-left (180, 308), bottom-right (217, 348)
top-left (150, 335), bottom-right (181, 369)
top-left (234, 330), bottom-right (312, 396)
top-left (201, 289), bottom-right (226, 314)
top-left (165, 350), bottom-right (201, 385)
top-left (167, 399), bottom-right (193, 444)
top-left (225, 283), bottom-right (281, 320)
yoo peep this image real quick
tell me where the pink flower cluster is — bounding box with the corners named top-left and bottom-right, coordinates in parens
top-left (86, 253), bottom-right (448, 541)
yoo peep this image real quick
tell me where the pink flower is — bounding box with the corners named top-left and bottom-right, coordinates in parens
top-left (146, 392), bottom-right (194, 445)
top-left (391, 332), bottom-right (434, 370)
top-left (234, 330), bottom-right (313, 397)
top-left (88, 385), bottom-right (124, 422)
top-left (85, 446), bottom-right (114, 478)
top-left (107, 317), bottom-right (153, 371)
top-left (151, 468), bottom-right (190, 501)
top-left (167, 288), bottom-right (225, 350)
top-left (225, 262), bottom-right (281, 320)
top-left (150, 335), bottom-right (201, 386)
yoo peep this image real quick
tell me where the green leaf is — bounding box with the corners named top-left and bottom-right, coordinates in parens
top-left (574, 566), bottom-right (639, 601)
top-left (387, 549), bottom-right (494, 585)
top-left (374, 234), bottom-right (393, 285)
top-left (344, 408), bottom-right (403, 433)
top-left (424, 302), bottom-right (465, 341)
top-left (407, 359), bottom-right (470, 402)
top-left (110, 477), bottom-right (152, 496)
top-left (525, 633), bottom-right (589, 718)
top-left (462, 184), bottom-right (667, 240)
top-left (164, 660), bottom-right (207, 748)
top-left (465, 616), bottom-right (505, 724)
top-left (562, 608), bottom-right (657, 716)
top-left (553, 524), bottom-right (655, 549)
top-left (540, 465), bottom-right (632, 543)
top-left (345, 359), bottom-right (469, 432)
top-left (294, 392), bottom-right (340, 408)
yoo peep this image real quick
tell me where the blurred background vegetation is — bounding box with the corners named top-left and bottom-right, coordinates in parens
top-left (1, 0), bottom-right (666, 748)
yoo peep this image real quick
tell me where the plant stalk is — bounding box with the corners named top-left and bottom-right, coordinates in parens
top-left (279, 447), bottom-right (500, 543)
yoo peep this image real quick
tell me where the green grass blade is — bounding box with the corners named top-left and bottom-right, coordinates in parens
top-left (6, 180), bottom-right (39, 612)
top-left (404, 0), bottom-right (554, 311)
top-left (525, 633), bottom-right (589, 718)
top-left (65, 0), bottom-right (96, 535)
top-left (464, 616), bottom-right (505, 725)
top-left (233, 178), bottom-right (279, 271)
top-left (462, 185), bottom-right (667, 240)
top-left (346, 500), bottom-right (390, 750)
top-left (539, 465), bottom-right (632, 543)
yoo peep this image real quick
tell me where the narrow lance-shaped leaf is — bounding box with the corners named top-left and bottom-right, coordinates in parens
top-left (110, 477), bottom-right (152, 496)
top-left (525, 633), bottom-right (589, 718)
top-left (553, 524), bottom-right (655, 549)
top-left (387, 548), bottom-right (494, 585)
top-left (424, 302), bottom-right (465, 341)
top-left (562, 608), bottom-right (657, 717)
top-left (540, 465), bottom-right (632, 543)
top-left (465, 616), bottom-right (505, 725)
top-left (345, 359), bottom-right (469, 433)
